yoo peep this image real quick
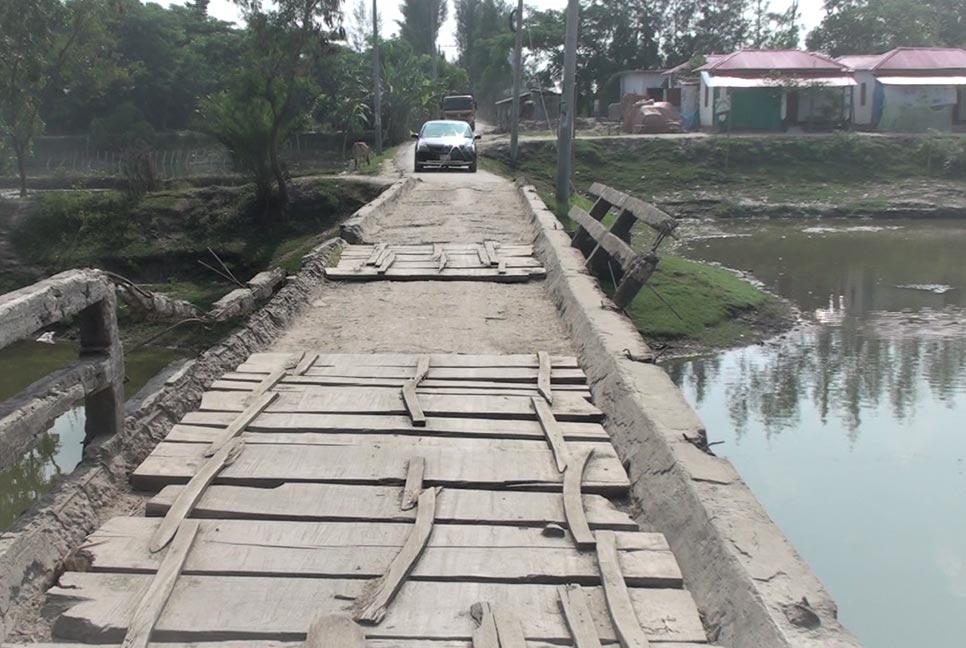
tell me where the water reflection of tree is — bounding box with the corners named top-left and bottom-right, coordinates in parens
top-left (0, 433), bottom-right (63, 530)
top-left (672, 322), bottom-right (966, 442)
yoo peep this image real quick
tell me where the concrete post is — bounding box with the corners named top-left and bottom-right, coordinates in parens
top-left (509, 0), bottom-right (524, 168)
top-left (372, 0), bottom-right (383, 155)
top-left (554, 0), bottom-right (579, 217)
top-left (79, 288), bottom-right (124, 447)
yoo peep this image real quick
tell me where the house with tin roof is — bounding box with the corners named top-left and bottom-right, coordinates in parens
top-left (696, 50), bottom-right (856, 131)
top-left (837, 47), bottom-right (966, 131)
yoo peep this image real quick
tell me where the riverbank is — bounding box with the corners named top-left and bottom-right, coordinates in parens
top-left (480, 151), bottom-right (796, 354)
top-left (484, 135), bottom-right (966, 219)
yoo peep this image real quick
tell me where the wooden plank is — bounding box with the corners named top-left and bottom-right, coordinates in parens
top-left (497, 258), bottom-right (507, 274)
top-left (431, 243), bottom-right (442, 260)
top-left (355, 488), bottom-right (437, 624)
top-left (564, 449), bottom-right (597, 550)
top-left (121, 521), bottom-right (199, 648)
top-left (412, 355), bottom-right (431, 384)
top-left (401, 383), bottom-right (425, 426)
top-left (493, 608), bottom-right (526, 648)
top-left (243, 369), bottom-right (284, 402)
top-left (376, 252), bottom-right (396, 274)
top-left (198, 389), bottom-right (603, 422)
top-left (537, 351), bottom-right (553, 404)
top-left (532, 397), bottom-right (572, 472)
top-left (342, 244), bottom-right (535, 257)
top-left (288, 367), bottom-right (587, 384)
top-left (401, 457), bottom-right (424, 510)
top-left (147, 483), bottom-right (638, 530)
top-left (303, 614), bottom-right (364, 648)
top-left (366, 243), bottom-right (388, 265)
top-left (597, 531), bottom-right (651, 648)
top-left (587, 183), bottom-right (677, 234)
top-left (470, 602), bottom-right (498, 648)
top-left (240, 352), bottom-right (580, 369)
top-left (483, 241), bottom-right (499, 266)
top-left (48, 575), bottom-right (707, 644)
top-left (203, 392), bottom-right (277, 457)
top-left (438, 253), bottom-right (447, 272)
top-left (221, 375), bottom-right (589, 391)
top-left (210, 380), bottom-right (591, 399)
top-left (334, 257), bottom-right (544, 269)
top-left (80, 518), bottom-right (681, 586)
top-left (568, 206), bottom-right (638, 271)
top-left (18, 642), bottom-right (725, 648)
top-left (132, 438), bottom-right (628, 495)
top-left (326, 268), bottom-right (536, 282)
top-left (292, 353), bottom-right (318, 376)
top-left (559, 585), bottom-right (604, 648)
top-left (176, 412), bottom-right (609, 442)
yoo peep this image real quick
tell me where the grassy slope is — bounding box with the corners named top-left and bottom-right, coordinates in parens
top-left (481, 146), bottom-right (791, 348)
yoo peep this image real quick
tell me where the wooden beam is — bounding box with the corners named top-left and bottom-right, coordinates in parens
top-left (401, 382), bottom-right (426, 426)
top-left (483, 241), bottom-right (499, 266)
top-left (558, 584), bottom-right (603, 648)
top-left (476, 244), bottom-right (492, 267)
top-left (438, 253), bottom-right (448, 272)
top-left (121, 520), bottom-right (199, 648)
top-left (401, 457), bottom-right (425, 510)
top-left (326, 268), bottom-right (535, 282)
top-left (497, 259), bottom-right (507, 274)
top-left (568, 206), bottom-right (639, 272)
top-left (203, 392), bottom-right (277, 457)
top-left (412, 355), bottom-right (431, 385)
top-left (532, 397), bottom-right (572, 472)
top-left (303, 614), bottom-right (364, 648)
top-left (241, 352), bottom-right (581, 369)
top-left (292, 352), bottom-right (318, 376)
top-left (470, 602), bottom-right (499, 648)
top-left (596, 531), bottom-right (651, 648)
top-left (536, 351), bottom-right (553, 404)
top-left (586, 183), bottom-right (677, 235)
top-left (564, 449), bottom-right (597, 549)
top-left (493, 607), bottom-right (527, 648)
top-left (147, 483), bottom-right (639, 529)
top-left (377, 251), bottom-right (396, 274)
top-left (148, 437), bottom-right (243, 553)
top-left (354, 487), bottom-right (437, 624)
top-left (366, 243), bottom-right (388, 265)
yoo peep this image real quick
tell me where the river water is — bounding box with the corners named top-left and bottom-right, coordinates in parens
top-left (0, 340), bottom-right (185, 529)
top-left (666, 220), bottom-right (966, 648)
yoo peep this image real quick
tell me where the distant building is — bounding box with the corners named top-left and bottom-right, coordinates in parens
top-left (696, 50), bottom-right (855, 131)
top-left (837, 48), bottom-right (966, 132)
top-left (494, 88), bottom-right (561, 130)
top-left (618, 69), bottom-right (668, 102)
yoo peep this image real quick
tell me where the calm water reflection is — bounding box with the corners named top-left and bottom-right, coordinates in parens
top-left (667, 220), bottom-right (966, 648)
top-left (0, 340), bottom-right (186, 529)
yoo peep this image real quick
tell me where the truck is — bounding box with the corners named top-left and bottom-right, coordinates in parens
top-left (441, 95), bottom-right (477, 130)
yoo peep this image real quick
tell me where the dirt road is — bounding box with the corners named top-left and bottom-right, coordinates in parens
top-left (271, 144), bottom-right (575, 355)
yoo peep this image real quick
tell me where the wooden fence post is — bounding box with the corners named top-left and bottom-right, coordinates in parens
top-left (78, 288), bottom-right (125, 445)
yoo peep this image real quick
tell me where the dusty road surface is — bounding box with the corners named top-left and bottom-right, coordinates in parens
top-left (272, 143), bottom-right (575, 355)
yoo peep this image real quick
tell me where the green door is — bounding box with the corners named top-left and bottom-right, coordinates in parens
top-left (728, 88), bottom-right (783, 131)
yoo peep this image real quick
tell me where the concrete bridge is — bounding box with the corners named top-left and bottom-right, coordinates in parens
top-left (0, 149), bottom-right (861, 648)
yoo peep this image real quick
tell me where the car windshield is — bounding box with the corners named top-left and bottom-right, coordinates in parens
top-left (443, 97), bottom-right (474, 111)
top-left (421, 122), bottom-right (472, 138)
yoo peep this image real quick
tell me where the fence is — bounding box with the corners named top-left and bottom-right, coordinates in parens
top-left (0, 270), bottom-right (124, 470)
top-left (569, 182), bottom-right (677, 308)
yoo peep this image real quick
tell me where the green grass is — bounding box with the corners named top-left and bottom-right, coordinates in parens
top-left (484, 134), bottom-right (966, 205)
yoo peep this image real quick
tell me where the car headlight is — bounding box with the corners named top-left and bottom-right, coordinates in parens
top-left (416, 141), bottom-right (428, 151)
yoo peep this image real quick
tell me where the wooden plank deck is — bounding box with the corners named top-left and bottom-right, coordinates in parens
top-left (327, 245), bottom-right (546, 282)
top-left (27, 352), bottom-right (709, 648)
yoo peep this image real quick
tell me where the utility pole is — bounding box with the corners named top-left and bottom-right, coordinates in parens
top-left (509, 0), bottom-right (524, 169)
top-left (372, 0), bottom-right (383, 155)
top-left (555, 0), bottom-right (578, 217)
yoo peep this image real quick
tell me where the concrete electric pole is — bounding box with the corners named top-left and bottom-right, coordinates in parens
top-left (372, 0), bottom-right (383, 155)
top-left (509, 0), bottom-right (524, 169)
top-left (554, 0), bottom-right (578, 216)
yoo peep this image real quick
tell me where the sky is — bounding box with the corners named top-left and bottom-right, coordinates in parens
top-left (164, 0), bottom-right (827, 54)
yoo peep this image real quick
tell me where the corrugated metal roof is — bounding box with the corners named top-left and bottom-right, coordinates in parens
top-left (703, 73), bottom-right (856, 88)
top-left (878, 76), bottom-right (966, 85)
top-left (873, 47), bottom-right (966, 71)
top-left (836, 54), bottom-right (884, 71)
top-left (697, 50), bottom-right (847, 72)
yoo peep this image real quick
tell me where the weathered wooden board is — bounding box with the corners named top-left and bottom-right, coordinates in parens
top-left (325, 268), bottom-right (541, 282)
top-left (131, 439), bottom-right (628, 494)
top-left (303, 614), bottom-right (364, 648)
top-left (209, 380), bottom-right (591, 399)
top-left (80, 518), bottom-right (681, 587)
top-left (230, 366), bottom-right (587, 384)
top-left (341, 244), bottom-right (535, 257)
top-left (219, 375), bottom-right (590, 392)
top-left (146, 483), bottom-right (638, 530)
top-left (239, 353), bottom-right (580, 369)
top-left (2, 642), bottom-right (716, 648)
top-left (334, 257), bottom-right (544, 269)
top-left (597, 531), bottom-right (652, 648)
top-left (175, 412), bottom-right (609, 442)
top-left (48, 574), bottom-right (707, 644)
top-left (559, 584), bottom-right (604, 648)
top-left (197, 389), bottom-right (602, 422)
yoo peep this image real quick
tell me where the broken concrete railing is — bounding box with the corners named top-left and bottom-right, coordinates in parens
top-left (208, 268), bottom-right (286, 320)
top-left (0, 269), bottom-right (124, 471)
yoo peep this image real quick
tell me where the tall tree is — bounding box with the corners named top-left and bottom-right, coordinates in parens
top-left (346, 0), bottom-right (381, 52)
top-left (455, 0), bottom-right (512, 116)
top-left (0, 0), bottom-right (100, 196)
top-left (662, 0), bottom-right (749, 64)
top-left (220, 0), bottom-right (344, 214)
top-left (397, 0), bottom-right (448, 56)
top-left (806, 0), bottom-right (942, 55)
top-left (749, 0), bottom-right (801, 49)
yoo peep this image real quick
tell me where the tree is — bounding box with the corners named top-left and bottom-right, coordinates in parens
top-left (662, 0), bottom-right (749, 64)
top-left (397, 0), bottom-right (448, 57)
top-left (346, 0), bottom-right (382, 52)
top-left (749, 0), bottom-right (801, 49)
top-left (806, 0), bottom-right (942, 56)
top-left (456, 0), bottom-right (513, 116)
top-left (221, 0), bottom-right (344, 215)
top-left (0, 0), bottom-right (99, 196)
